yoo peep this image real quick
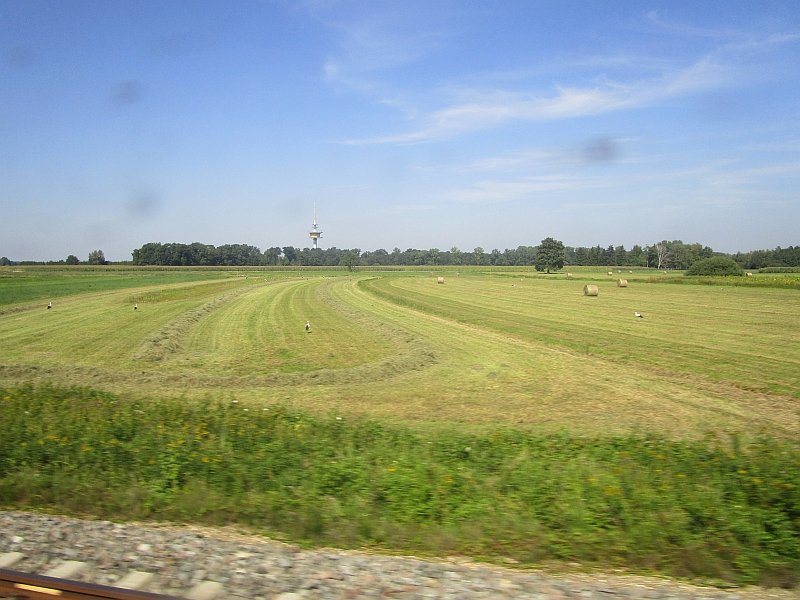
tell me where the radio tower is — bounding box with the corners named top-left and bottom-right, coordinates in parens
top-left (309, 204), bottom-right (322, 249)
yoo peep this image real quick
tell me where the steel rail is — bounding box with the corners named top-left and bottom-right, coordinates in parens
top-left (0, 568), bottom-right (184, 600)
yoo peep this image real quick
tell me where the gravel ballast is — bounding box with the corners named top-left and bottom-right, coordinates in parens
top-left (1, 511), bottom-right (796, 600)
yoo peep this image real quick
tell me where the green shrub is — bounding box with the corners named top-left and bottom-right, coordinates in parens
top-left (686, 257), bottom-right (744, 276)
top-left (759, 267), bottom-right (800, 273)
top-left (2, 384), bottom-right (800, 585)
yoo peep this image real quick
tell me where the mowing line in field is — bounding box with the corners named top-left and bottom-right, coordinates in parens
top-left (360, 276), bottom-right (800, 398)
top-left (1, 270), bottom-right (798, 438)
top-left (333, 276), bottom-right (800, 437)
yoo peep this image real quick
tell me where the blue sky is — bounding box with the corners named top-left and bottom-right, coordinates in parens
top-left (1, 1), bottom-right (799, 261)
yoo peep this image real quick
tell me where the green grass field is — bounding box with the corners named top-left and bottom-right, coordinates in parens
top-left (0, 266), bottom-right (236, 308)
top-left (2, 265), bottom-right (800, 584)
top-left (1, 265), bottom-right (798, 438)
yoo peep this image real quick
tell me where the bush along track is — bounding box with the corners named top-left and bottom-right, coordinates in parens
top-left (2, 384), bottom-right (799, 587)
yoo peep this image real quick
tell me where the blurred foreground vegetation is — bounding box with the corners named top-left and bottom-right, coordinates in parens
top-left (2, 384), bottom-right (799, 587)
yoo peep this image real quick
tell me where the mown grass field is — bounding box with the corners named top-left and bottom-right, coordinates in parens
top-left (1, 265), bottom-right (797, 437)
top-left (0, 267), bottom-right (234, 308)
top-left (1, 265), bottom-right (799, 584)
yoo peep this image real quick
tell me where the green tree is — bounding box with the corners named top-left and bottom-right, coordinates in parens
top-left (574, 247), bottom-right (589, 266)
top-left (535, 237), bottom-right (565, 273)
top-left (282, 246), bottom-right (297, 265)
top-left (339, 251), bottom-right (359, 271)
top-left (263, 247), bottom-right (282, 265)
top-left (627, 245), bottom-right (645, 266)
top-left (65, 255), bottom-right (79, 265)
top-left (87, 250), bottom-right (106, 265)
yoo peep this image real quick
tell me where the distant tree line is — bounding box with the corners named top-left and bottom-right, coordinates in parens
top-left (132, 243), bottom-right (264, 266)
top-left (0, 250), bottom-right (106, 266)
top-left (126, 240), bottom-right (799, 270)
top-left (4, 242), bottom-right (797, 270)
top-left (730, 246), bottom-right (800, 270)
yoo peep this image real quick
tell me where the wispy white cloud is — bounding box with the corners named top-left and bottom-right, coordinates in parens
top-left (739, 141), bottom-right (800, 152)
top-left (707, 161), bottom-right (800, 188)
top-left (462, 150), bottom-right (559, 173)
top-left (306, 2), bottom-right (450, 86)
top-left (647, 10), bottom-right (800, 48)
top-left (443, 175), bottom-right (605, 203)
top-left (645, 10), bottom-right (743, 40)
top-left (343, 57), bottom-right (729, 144)
top-left (437, 145), bottom-right (800, 206)
top-left (328, 9), bottom-right (800, 146)
top-left (447, 137), bottom-right (636, 174)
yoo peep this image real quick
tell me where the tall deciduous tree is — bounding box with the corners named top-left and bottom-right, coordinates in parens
top-left (87, 250), bottom-right (106, 265)
top-left (536, 237), bottom-right (565, 273)
top-left (655, 242), bottom-right (669, 270)
top-left (339, 251), bottom-right (359, 271)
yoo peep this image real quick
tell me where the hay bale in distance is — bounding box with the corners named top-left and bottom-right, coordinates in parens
top-left (746, 272), bottom-right (753, 277)
top-left (437, 277), bottom-right (445, 284)
top-left (617, 279), bottom-right (628, 287)
top-left (629, 270), bottom-right (633, 274)
top-left (607, 271), bottom-right (613, 276)
top-left (584, 284), bottom-right (599, 296)
top-left (567, 273), bottom-right (573, 279)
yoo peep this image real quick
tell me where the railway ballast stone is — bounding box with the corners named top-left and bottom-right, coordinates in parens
top-left (0, 511), bottom-right (794, 600)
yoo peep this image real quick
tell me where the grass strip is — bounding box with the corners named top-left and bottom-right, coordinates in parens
top-left (646, 276), bottom-right (800, 289)
top-left (1, 384), bottom-right (799, 586)
top-left (0, 272), bottom-right (231, 308)
top-left (133, 285), bottom-right (255, 361)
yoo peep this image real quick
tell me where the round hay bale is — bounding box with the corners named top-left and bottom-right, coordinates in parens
top-left (746, 272), bottom-right (753, 277)
top-left (437, 276), bottom-right (445, 284)
top-left (629, 270), bottom-right (633, 274)
top-left (584, 284), bottom-right (599, 296)
top-left (607, 271), bottom-right (613, 276)
top-left (662, 270), bottom-right (667, 274)
top-left (617, 279), bottom-right (628, 287)
top-left (566, 273), bottom-right (573, 279)
top-left (618, 270), bottom-right (622, 273)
